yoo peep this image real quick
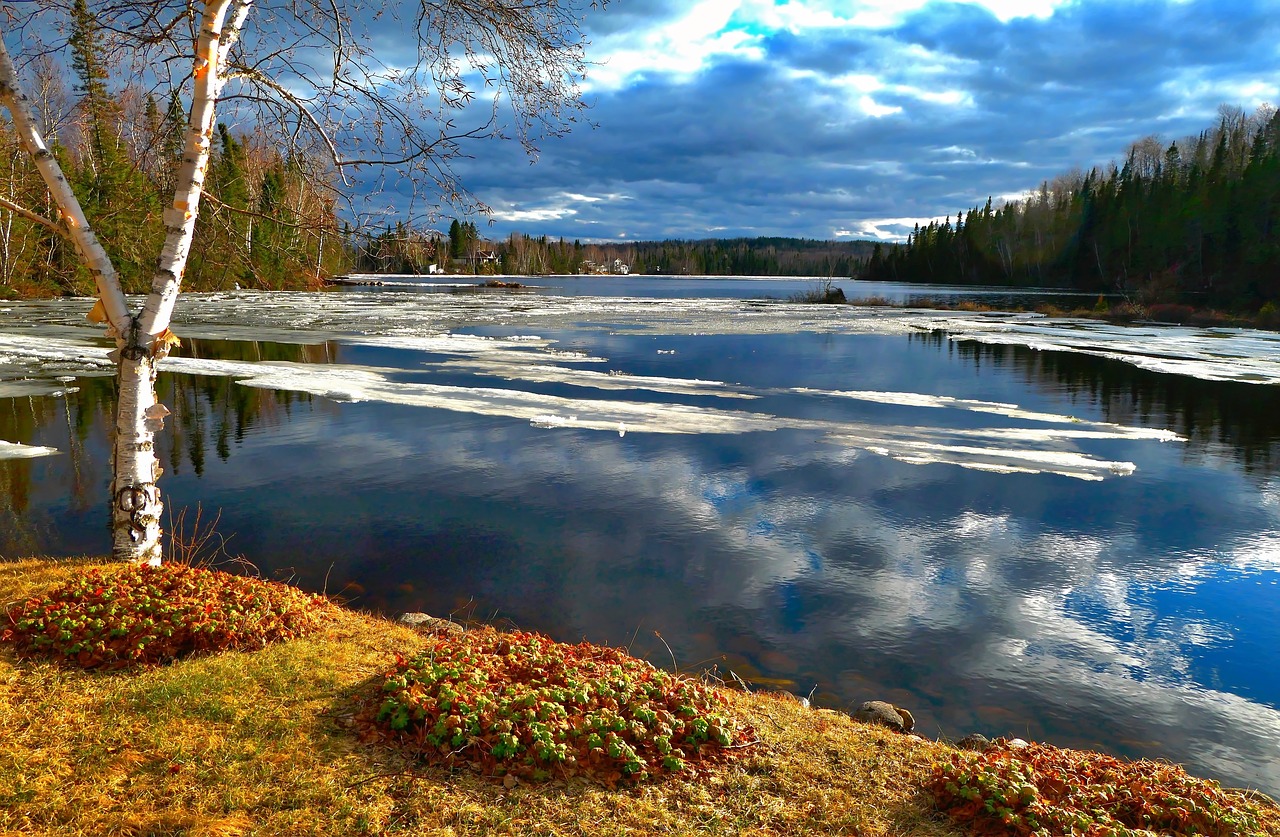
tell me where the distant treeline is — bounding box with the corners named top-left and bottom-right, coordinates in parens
top-left (579, 237), bottom-right (878, 277)
top-left (862, 104), bottom-right (1280, 311)
top-left (350, 232), bottom-right (880, 278)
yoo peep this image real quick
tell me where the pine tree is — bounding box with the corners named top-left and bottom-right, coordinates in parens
top-left (69, 0), bottom-right (110, 173)
top-left (67, 0), bottom-right (162, 292)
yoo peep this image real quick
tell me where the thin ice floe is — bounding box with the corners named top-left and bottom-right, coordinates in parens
top-left (0, 379), bottom-right (80, 399)
top-left (838, 435), bottom-right (1137, 481)
top-left (0, 292), bottom-right (1202, 481)
top-left (898, 313), bottom-right (1280, 386)
top-left (344, 333), bottom-right (608, 364)
top-left (797, 388), bottom-right (1181, 440)
top-left (141, 347), bottom-right (1162, 480)
top-left (231, 362), bottom-right (1155, 480)
top-left (227, 363), bottom-right (785, 435)
top-left (8, 292), bottom-right (1280, 388)
top-left (431, 359), bottom-right (756, 398)
top-left (0, 440), bottom-right (58, 460)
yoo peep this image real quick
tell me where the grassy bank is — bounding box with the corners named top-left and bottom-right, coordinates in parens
top-left (2, 557), bottom-right (1276, 836)
top-left (0, 557), bottom-right (959, 836)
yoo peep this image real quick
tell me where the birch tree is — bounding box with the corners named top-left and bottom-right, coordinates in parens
top-left (0, 0), bottom-right (605, 563)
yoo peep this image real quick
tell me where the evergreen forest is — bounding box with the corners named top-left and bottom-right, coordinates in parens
top-left (349, 231), bottom-right (879, 278)
top-left (861, 105), bottom-right (1280, 312)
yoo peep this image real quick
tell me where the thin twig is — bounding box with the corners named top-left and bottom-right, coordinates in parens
top-left (654, 630), bottom-right (678, 674)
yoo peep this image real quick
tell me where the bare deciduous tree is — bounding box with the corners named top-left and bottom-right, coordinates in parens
top-left (0, 0), bottom-right (605, 563)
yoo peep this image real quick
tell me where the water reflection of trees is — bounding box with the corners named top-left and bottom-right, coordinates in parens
top-left (162, 338), bottom-right (338, 478)
top-left (0, 339), bottom-right (338, 544)
top-left (0, 382), bottom-right (112, 555)
top-left (911, 330), bottom-right (1280, 476)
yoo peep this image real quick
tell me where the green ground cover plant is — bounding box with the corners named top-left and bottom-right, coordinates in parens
top-left (370, 625), bottom-right (756, 787)
top-left (931, 741), bottom-right (1265, 837)
top-left (1, 562), bottom-right (335, 668)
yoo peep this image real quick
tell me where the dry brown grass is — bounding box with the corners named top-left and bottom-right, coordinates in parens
top-left (0, 557), bottom-right (967, 836)
top-left (3, 558), bottom-right (1276, 837)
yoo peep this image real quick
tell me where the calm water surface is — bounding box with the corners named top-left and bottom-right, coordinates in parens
top-left (2, 276), bottom-right (1278, 794)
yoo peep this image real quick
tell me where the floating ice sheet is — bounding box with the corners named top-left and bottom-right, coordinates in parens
top-left (0, 440), bottom-right (59, 460)
top-left (431, 358), bottom-right (756, 398)
top-left (8, 292), bottom-right (1280, 388)
top-left (0, 292), bottom-right (1200, 480)
top-left (796, 387), bottom-right (1181, 439)
top-left (0, 379), bottom-right (80, 399)
top-left (174, 359), bottom-right (1159, 480)
top-left (895, 313), bottom-right (1280, 386)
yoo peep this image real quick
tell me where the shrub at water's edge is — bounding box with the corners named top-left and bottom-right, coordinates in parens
top-left (789, 279), bottom-right (848, 304)
top-left (1, 562), bottom-right (335, 669)
top-left (367, 625), bottom-right (756, 787)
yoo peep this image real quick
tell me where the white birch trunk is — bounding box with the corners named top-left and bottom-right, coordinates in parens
top-left (138, 0), bottom-right (247, 339)
top-left (0, 0), bottom-right (251, 563)
top-left (0, 37), bottom-right (131, 333)
top-left (105, 0), bottom-right (245, 564)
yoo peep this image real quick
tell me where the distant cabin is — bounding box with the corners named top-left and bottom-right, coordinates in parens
top-left (580, 259), bottom-right (630, 275)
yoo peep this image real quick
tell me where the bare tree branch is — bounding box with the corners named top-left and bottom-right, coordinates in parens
top-left (0, 193), bottom-right (69, 240)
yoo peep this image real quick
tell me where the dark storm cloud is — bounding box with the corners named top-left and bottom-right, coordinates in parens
top-left (412, 0), bottom-right (1280, 242)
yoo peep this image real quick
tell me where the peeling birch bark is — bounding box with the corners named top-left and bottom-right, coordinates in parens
top-left (138, 0), bottom-right (245, 338)
top-left (0, 1), bottom-right (250, 564)
top-left (111, 0), bottom-right (248, 564)
top-left (0, 37), bottom-right (130, 335)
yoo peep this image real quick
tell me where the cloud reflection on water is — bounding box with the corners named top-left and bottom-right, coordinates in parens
top-left (176, 390), bottom-right (1280, 793)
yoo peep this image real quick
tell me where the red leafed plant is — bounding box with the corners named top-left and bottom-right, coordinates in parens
top-left (369, 626), bottom-right (756, 787)
top-left (930, 741), bottom-right (1264, 837)
top-left (1, 563), bottom-right (334, 669)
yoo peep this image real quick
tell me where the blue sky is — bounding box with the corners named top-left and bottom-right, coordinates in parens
top-left (427, 0), bottom-right (1280, 243)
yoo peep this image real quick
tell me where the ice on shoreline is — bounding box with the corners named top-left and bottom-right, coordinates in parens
top-left (0, 293), bottom-right (1213, 481)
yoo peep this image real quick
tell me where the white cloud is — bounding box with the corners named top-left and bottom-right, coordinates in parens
top-left (914, 88), bottom-right (974, 106)
top-left (586, 0), bottom-right (1069, 90)
top-left (492, 206), bottom-right (580, 223)
top-left (586, 3), bottom-right (764, 91)
top-left (736, 0), bottom-right (1069, 30)
top-left (836, 215), bottom-right (951, 240)
top-left (857, 95), bottom-right (902, 117)
top-left (491, 192), bottom-right (633, 224)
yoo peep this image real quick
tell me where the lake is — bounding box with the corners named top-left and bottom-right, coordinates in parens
top-left (2, 276), bottom-right (1279, 795)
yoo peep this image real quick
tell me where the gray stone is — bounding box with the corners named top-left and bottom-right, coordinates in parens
top-left (398, 612), bottom-right (464, 636)
top-left (897, 706), bottom-right (915, 732)
top-left (852, 700), bottom-right (906, 732)
top-left (956, 733), bottom-right (990, 751)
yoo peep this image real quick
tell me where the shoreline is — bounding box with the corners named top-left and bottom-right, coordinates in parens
top-left (5, 558), bottom-right (1274, 813)
top-left (7, 277), bottom-right (1278, 333)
